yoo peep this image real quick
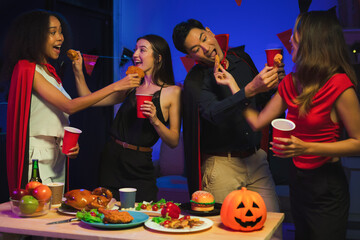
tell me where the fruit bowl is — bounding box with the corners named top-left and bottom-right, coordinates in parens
top-left (10, 197), bottom-right (51, 217)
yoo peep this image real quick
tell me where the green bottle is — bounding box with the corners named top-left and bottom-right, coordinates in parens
top-left (30, 159), bottom-right (42, 183)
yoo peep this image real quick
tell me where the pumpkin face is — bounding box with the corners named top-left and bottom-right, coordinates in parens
top-left (220, 187), bottom-right (267, 231)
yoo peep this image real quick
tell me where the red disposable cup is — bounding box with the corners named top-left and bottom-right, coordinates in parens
top-left (271, 119), bottom-right (295, 154)
top-left (136, 94), bottom-right (153, 118)
top-left (265, 48), bottom-right (283, 67)
top-left (62, 127), bottom-right (82, 154)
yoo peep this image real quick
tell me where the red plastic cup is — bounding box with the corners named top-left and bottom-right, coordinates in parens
top-left (62, 127), bottom-right (82, 154)
top-left (271, 119), bottom-right (295, 154)
top-left (265, 48), bottom-right (283, 67)
top-left (136, 94), bottom-right (153, 118)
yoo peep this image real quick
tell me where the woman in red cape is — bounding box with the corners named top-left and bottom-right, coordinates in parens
top-left (4, 10), bottom-right (141, 193)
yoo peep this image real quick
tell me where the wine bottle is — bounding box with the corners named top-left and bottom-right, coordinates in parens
top-left (30, 159), bottom-right (42, 183)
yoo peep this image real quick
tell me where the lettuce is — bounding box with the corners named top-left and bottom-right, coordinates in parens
top-left (76, 209), bottom-right (104, 223)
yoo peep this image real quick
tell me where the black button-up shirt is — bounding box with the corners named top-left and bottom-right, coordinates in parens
top-left (197, 50), bottom-right (273, 153)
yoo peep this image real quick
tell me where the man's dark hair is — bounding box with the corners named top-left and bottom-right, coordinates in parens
top-left (172, 19), bottom-right (205, 54)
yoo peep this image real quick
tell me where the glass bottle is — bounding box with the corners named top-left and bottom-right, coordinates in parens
top-left (30, 159), bottom-right (42, 183)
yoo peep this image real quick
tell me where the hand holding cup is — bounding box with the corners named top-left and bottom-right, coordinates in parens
top-left (136, 94), bottom-right (153, 118)
top-left (271, 118), bottom-right (295, 155)
top-left (62, 127), bottom-right (82, 155)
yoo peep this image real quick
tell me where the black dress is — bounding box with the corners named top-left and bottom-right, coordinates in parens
top-left (99, 86), bottom-right (167, 201)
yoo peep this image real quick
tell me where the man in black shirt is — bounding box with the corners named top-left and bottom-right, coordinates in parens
top-left (173, 19), bottom-right (282, 239)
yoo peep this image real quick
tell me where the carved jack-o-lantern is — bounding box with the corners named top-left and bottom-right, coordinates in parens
top-left (220, 187), bottom-right (267, 231)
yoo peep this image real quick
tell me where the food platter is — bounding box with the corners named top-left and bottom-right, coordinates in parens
top-left (133, 203), bottom-right (162, 216)
top-left (180, 203), bottom-right (222, 216)
top-left (80, 211), bottom-right (149, 229)
top-left (144, 217), bottom-right (213, 233)
top-left (117, 201), bottom-right (178, 216)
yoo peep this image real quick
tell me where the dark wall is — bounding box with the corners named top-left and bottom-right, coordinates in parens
top-left (0, 0), bottom-right (114, 202)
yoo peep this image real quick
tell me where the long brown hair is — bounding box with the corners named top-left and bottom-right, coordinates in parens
top-left (136, 34), bottom-right (175, 86)
top-left (293, 11), bottom-right (357, 116)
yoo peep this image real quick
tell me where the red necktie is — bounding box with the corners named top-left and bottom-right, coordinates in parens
top-left (43, 64), bottom-right (62, 85)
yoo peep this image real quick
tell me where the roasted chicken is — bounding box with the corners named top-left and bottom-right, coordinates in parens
top-left (63, 187), bottom-right (113, 210)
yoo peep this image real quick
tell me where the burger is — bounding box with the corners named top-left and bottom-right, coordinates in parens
top-left (190, 190), bottom-right (215, 211)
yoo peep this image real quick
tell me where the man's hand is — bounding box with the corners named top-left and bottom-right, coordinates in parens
top-left (244, 66), bottom-right (278, 98)
top-left (214, 65), bottom-right (240, 94)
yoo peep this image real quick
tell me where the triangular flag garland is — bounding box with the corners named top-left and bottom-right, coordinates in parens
top-left (82, 54), bottom-right (99, 76)
top-left (235, 0), bottom-right (242, 6)
top-left (276, 29), bottom-right (293, 54)
top-left (180, 56), bottom-right (196, 72)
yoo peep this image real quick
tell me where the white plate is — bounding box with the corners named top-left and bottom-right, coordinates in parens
top-left (135, 209), bottom-right (161, 215)
top-left (57, 206), bottom-right (77, 215)
top-left (117, 203), bottom-right (161, 215)
top-left (144, 217), bottom-right (213, 233)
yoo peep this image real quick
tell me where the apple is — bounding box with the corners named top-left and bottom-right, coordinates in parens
top-left (32, 185), bottom-right (52, 201)
top-left (19, 195), bottom-right (39, 214)
top-left (11, 188), bottom-right (30, 200)
top-left (25, 181), bottom-right (42, 194)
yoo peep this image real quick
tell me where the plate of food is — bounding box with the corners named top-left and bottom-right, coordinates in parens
top-left (58, 187), bottom-right (118, 215)
top-left (180, 190), bottom-right (221, 216)
top-left (130, 198), bottom-right (181, 215)
top-left (144, 216), bottom-right (213, 233)
top-left (79, 209), bottom-right (149, 229)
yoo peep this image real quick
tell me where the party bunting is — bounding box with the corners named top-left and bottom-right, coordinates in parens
top-left (235, 0), bottom-right (242, 6)
top-left (82, 54), bottom-right (99, 76)
top-left (180, 56), bottom-right (196, 72)
top-left (276, 29), bottom-right (293, 54)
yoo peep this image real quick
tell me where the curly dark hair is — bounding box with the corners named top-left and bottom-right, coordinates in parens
top-left (172, 19), bottom-right (205, 54)
top-left (2, 9), bottom-right (71, 80)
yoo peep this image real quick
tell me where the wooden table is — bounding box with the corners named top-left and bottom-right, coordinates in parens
top-left (0, 202), bottom-right (284, 240)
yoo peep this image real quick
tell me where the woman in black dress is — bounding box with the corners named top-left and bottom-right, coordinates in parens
top-left (75, 35), bottom-right (181, 201)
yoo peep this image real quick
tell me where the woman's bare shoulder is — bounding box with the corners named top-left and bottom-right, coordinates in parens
top-left (163, 84), bottom-right (181, 94)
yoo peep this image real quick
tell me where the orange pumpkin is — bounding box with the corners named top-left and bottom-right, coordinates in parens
top-left (220, 187), bottom-right (267, 231)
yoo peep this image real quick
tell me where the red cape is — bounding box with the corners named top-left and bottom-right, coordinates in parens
top-left (6, 60), bottom-right (35, 193)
